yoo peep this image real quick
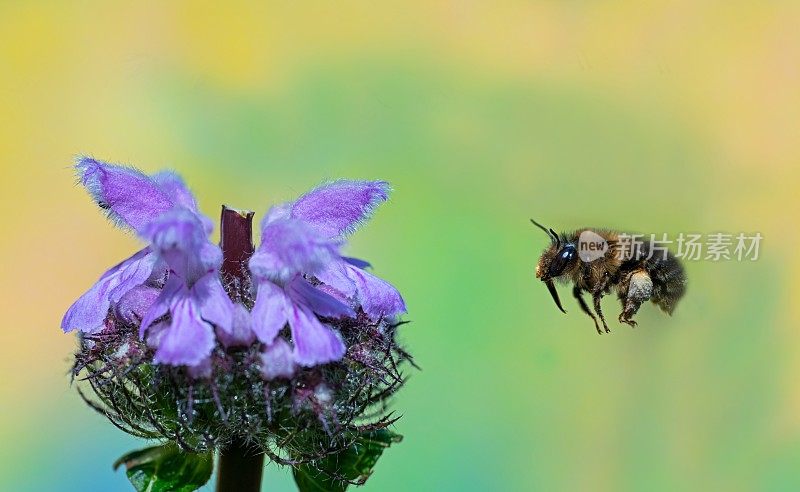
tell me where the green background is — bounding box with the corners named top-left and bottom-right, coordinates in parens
top-left (1, 2), bottom-right (797, 491)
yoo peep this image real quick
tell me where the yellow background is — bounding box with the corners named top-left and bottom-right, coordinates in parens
top-left (1, 2), bottom-right (798, 490)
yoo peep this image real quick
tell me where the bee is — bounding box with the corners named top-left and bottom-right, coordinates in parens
top-left (531, 219), bottom-right (686, 334)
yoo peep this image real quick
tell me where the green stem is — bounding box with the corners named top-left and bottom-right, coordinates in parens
top-left (216, 439), bottom-right (265, 492)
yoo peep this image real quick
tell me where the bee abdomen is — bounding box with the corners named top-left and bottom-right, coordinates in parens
top-left (643, 249), bottom-right (686, 314)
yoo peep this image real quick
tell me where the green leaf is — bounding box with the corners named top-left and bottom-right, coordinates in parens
top-left (113, 443), bottom-right (213, 492)
top-left (293, 429), bottom-right (403, 492)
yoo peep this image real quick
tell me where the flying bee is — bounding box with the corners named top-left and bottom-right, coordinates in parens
top-left (531, 219), bottom-right (687, 334)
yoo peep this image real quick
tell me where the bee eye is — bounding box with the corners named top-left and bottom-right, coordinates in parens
top-left (548, 245), bottom-right (577, 277)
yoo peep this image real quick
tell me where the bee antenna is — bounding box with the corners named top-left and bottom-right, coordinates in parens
top-left (529, 218), bottom-right (550, 235)
top-left (549, 228), bottom-right (561, 248)
top-left (530, 219), bottom-right (560, 245)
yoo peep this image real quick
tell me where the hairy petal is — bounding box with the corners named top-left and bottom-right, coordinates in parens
top-left (287, 302), bottom-right (346, 366)
top-left (249, 218), bottom-right (339, 283)
top-left (75, 156), bottom-right (174, 233)
top-left (153, 295), bottom-right (216, 367)
top-left (251, 281), bottom-right (289, 344)
top-left (260, 338), bottom-right (296, 380)
top-left (347, 264), bottom-right (407, 320)
top-left (286, 276), bottom-right (355, 319)
top-left (291, 180), bottom-right (390, 238)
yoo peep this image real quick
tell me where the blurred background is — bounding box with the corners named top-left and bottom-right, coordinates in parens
top-left (1, 1), bottom-right (798, 490)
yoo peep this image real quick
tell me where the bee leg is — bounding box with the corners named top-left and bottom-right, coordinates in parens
top-left (573, 286), bottom-right (602, 334)
top-left (617, 292), bottom-right (635, 327)
top-left (618, 270), bottom-right (653, 328)
top-left (590, 273), bottom-right (613, 333)
top-left (618, 308), bottom-right (638, 328)
top-left (592, 292), bottom-right (610, 333)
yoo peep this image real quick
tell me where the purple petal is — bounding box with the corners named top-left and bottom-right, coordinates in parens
top-left (144, 209), bottom-right (221, 284)
top-left (346, 265), bottom-right (407, 320)
top-left (287, 302), bottom-right (345, 366)
top-left (192, 272), bottom-right (234, 334)
top-left (61, 249), bottom-right (153, 333)
top-left (61, 275), bottom-right (113, 334)
top-left (260, 338), bottom-right (296, 379)
top-left (250, 281), bottom-right (289, 344)
top-left (291, 180), bottom-right (390, 238)
top-left (153, 295), bottom-right (216, 367)
top-left (217, 303), bottom-right (256, 348)
top-left (249, 218), bottom-right (338, 283)
top-left (286, 276), bottom-right (355, 319)
top-left (75, 156), bottom-right (175, 234)
top-left (115, 285), bottom-right (160, 325)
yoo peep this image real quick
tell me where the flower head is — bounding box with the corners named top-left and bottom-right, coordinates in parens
top-left (65, 157), bottom-right (413, 479)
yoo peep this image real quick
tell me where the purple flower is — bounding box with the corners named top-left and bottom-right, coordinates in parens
top-left (247, 209), bottom-right (351, 365)
top-left (248, 180), bottom-right (406, 367)
top-left (249, 215), bottom-right (339, 283)
top-left (250, 276), bottom-right (354, 366)
top-left (290, 180), bottom-right (407, 321)
top-left (63, 157), bottom-right (233, 366)
top-left (62, 158), bottom-right (207, 334)
top-left (64, 159), bottom-right (406, 373)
